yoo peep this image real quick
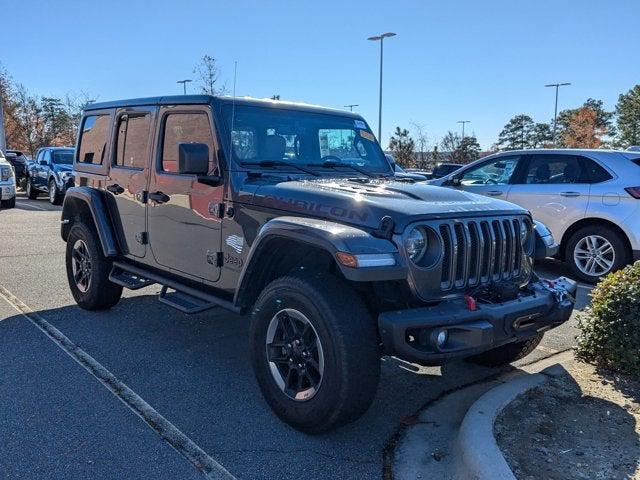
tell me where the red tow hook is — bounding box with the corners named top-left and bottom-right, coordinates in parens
top-left (464, 294), bottom-right (478, 311)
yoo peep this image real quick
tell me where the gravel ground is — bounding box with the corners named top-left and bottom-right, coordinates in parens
top-left (496, 361), bottom-right (640, 480)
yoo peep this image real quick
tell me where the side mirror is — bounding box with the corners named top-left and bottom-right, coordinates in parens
top-left (445, 174), bottom-right (462, 186)
top-left (178, 143), bottom-right (209, 175)
top-left (39, 159), bottom-right (48, 166)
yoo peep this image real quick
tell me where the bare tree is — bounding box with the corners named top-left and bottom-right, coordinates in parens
top-left (409, 121), bottom-right (429, 169)
top-left (194, 55), bottom-right (227, 95)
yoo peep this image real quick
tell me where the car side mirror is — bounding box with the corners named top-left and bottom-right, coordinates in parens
top-left (178, 143), bottom-right (209, 175)
top-left (445, 175), bottom-right (462, 186)
top-left (39, 159), bottom-right (48, 166)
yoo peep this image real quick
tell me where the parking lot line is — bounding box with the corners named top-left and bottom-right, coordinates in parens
top-left (15, 200), bottom-right (48, 211)
top-left (0, 284), bottom-right (236, 480)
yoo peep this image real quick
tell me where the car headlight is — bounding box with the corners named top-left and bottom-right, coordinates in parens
top-left (405, 227), bottom-right (427, 263)
top-left (1, 166), bottom-right (14, 181)
top-left (60, 171), bottom-right (73, 180)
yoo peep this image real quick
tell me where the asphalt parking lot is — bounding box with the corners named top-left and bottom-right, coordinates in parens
top-left (0, 193), bottom-right (593, 480)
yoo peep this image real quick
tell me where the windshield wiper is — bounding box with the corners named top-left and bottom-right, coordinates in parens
top-left (306, 160), bottom-right (375, 178)
top-left (243, 160), bottom-right (320, 176)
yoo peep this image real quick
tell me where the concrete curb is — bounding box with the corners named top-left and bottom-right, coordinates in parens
top-left (457, 372), bottom-right (549, 480)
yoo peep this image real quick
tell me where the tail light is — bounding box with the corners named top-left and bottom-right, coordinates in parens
top-left (625, 187), bottom-right (640, 199)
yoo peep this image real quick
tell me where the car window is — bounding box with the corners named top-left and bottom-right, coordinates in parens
top-left (115, 114), bottom-right (151, 169)
top-left (460, 156), bottom-right (519, 186)
top-left (52, 150), bottom-right (74, 164)
top-left (161, 112), bottom-right (215, 173)
top-left (522, 154), bottom-right (594, 184)
top-left (78, 115), bottom-right (111, 164)
top-left (579, 157), bottom-right (612, 183)
top-left (43, 150), bottom-right (52, 163)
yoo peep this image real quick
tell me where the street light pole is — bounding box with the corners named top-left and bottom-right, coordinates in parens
top-left (545, 82), bottom-right (571, 143)
top-left (344, 104), bottom-right (359, 112)
top-left (0, 91), bottom-right (6, 153)
top-left (177, 79), bottom-right (193, 95)
top-left (457, 120), bottom-right (471, 139)
top-left (368, 32), bottom-right (396, 143)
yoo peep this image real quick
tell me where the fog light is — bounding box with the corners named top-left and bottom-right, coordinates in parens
top-left (433, 329), bottom-right (449, 349)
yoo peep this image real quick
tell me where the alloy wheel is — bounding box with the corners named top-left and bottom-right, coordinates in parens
top-left (573, 234), bottom-right (615, 277)
top-left (71, 239), bottom-right (92, 293)
top-left (265, 308), bottom-right (324, 401)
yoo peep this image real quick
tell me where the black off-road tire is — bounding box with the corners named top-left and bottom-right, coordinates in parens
top-left (65, 221), bottom-right (122, 310)
top-left (565, 225), bottom-right (628, 284)
top-left (49, 179), bottom-right (63, 205)
top-left (26, 179), bottom-right (39, 199)
top-left (250, 274), bottom-right (380, 433)
top-left (466, 333), bottom-right (544, 367)
top-left (1, 196), bottom-right (16, 208)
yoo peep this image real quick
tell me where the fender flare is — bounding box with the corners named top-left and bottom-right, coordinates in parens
top-left (61, 187), bottom-right (119, 257)
top-left (233, 216), bottom-right (406, 307)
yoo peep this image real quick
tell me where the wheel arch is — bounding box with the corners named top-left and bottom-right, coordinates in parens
top-left (560, 217), bottom-right (632, 261)
top-left (61, 187), bottom-right (119, 257)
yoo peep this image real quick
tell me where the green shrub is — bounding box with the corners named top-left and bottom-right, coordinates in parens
top-left (576, 261), bottom-right (640, 376)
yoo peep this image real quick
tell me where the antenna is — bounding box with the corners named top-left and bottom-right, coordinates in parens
top-left (228, 61), bottom-right (238, 166)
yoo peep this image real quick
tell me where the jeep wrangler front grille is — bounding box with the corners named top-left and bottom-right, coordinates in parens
top-left (438, 217), bottom-right (528, 290)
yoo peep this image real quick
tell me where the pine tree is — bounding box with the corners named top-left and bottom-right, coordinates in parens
top-left (388, 127), bottom-right (415, 168)
top-left (615, 85), bottom-right (640, 147)
top-left (497, 115), bottom-right (535, 150)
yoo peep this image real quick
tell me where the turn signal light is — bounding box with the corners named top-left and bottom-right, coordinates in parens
top-left (335, 252), bottom-right (358, 268)
top-left (625, 187), bottom-right (640, 199)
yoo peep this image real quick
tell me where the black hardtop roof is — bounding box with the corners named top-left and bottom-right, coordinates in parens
top-left (85, 95), bottom-right (361, 118)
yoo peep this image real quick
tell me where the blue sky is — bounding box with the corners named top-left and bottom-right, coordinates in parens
top-left (2, 0), bottom-right (639, 149)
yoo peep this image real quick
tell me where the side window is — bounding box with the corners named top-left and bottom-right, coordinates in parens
top-left (36, 150), bottom-right (44, 162)
top-left (522, 155), bottom-right (586, 184)
top-left (161, 113), bottom-right (215, 173)
top-left (579, 157), bottom-right (612, 183)
top-left (460, 156), bottom-right (519, 186)
top-left (115, 114), bottom-right (151, 169)
top-left (78, 115), bottom-right (110, 164)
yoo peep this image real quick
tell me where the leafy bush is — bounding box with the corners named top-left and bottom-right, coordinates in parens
top-left (576, 261), bottom-right (640, 376)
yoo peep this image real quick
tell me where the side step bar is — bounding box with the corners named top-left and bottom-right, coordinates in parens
top-left (109, 266), bottom-right (156, 290)
top-left (111, 261), bottom-right (240, 314)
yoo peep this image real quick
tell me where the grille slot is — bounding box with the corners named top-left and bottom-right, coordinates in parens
top-left (439, 216), bottom-right (527, 290)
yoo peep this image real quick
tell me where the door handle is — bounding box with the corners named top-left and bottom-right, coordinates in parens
top-left (148, 191), bottom-right (171, 204)
top-left (560, 191), bottom-right (581, 197)
top-left (106, 184), bottom-right (125, 195)
top-left (486, 190), bottom-right (504, 196)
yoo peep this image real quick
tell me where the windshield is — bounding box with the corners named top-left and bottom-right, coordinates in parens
top-left (52, 150), bottom-right (74, 165)
top-left (222, 105), bottom-right (390, 174)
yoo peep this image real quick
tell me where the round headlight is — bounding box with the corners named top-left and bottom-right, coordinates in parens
top-left (520, 221), bottom-right (529, 244)
top-left (405, 227), bottom-right (427, 263)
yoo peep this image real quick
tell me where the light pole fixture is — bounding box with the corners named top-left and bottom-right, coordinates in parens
top-left (367, 32), bottom-right (396, 142)
top-left (344, 104), bottom-right (359, 112)
top-left (177, 79), bottom-right (193, 95)
top-left (545, 82), bottom-right (571, 143)
top-left (457, 120), bottom-right (471, 139)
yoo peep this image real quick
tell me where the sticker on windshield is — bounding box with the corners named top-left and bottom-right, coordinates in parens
top-left (360, 130), bottom-right (375, 142)
top-left (354, 120), bottom-right (367, 129)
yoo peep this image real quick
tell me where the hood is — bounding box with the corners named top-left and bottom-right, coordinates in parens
top-left (251, 177), bottom-right (528, 232)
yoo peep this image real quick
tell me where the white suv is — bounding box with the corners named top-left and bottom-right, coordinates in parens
top-left (430, 149), bottom-right (640, 283)
top-left (0, 150), bottom-right (17, 209)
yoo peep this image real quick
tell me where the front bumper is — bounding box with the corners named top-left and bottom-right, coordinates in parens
top-left (378, 277), bottom-right (576, 365)
top-left (0, 184), bottom-right (16, 200)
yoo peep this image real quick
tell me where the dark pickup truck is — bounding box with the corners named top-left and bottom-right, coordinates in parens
top-left (27, 147), bottom-right (75, 204)
top-left (61, 95), bottom-right (576, 433)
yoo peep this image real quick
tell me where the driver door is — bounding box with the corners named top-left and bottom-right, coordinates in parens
top-left (456, 155), bottom-right (523, 199)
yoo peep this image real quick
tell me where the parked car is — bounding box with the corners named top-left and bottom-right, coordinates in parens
top-left (430, 149), bottom-right (640, 283)
top-left (427, 162), bottom-right (464, 179)
top-left (0, 150), bottom-right (17, 208)
top-left (628, 146), bottom-right (640, 152)
top-left (386, 154), bottom-right (428, 181)
top-left (61, 95), bottom-right (575, 433)
top-left (26, 147), bottom-right (75, 204)
top-left (4, 149), bottom-right (29, 189)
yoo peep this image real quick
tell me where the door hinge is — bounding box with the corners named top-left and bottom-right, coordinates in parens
top-left (216, 251), bottom-right (224, 267)
top-left (208, 202), bottom-right (225, 219)
top-left (135, 232), bottom-right (148, 245)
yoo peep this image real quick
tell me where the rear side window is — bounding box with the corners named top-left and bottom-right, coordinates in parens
top-left (78, 115), bottom-right (110, 164)
top-left (115, 114), bottom-right (151, 169)
top-left (579, 157), bottom-right (612, 183)
top-left (161, 113), bottom-right (215, 173)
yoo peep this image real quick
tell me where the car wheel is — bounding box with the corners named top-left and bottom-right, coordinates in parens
top-left (466, 333), bottom-right (543, 367)
top-left (566, 225), bottom-right (628, 284)
top-left (250, 274), bottom-right (380, 433)
top-left (26, 179), bottom-right (38, 199)
top-left (1, 197), bottom-right (16, 208)
top-left (65, 221), bottom-right (123, 310)
top-left (49, 179), bottom-right (63, 205)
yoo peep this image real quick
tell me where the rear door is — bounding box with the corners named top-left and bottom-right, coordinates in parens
top-left (146, 106), bottom-right (224, 282)
top-left (105, 106), bottom-right (156, 258)
top-left (506, 153), bottom-right (590, 239)
top-left (456, 155), bottom-right (522, 199)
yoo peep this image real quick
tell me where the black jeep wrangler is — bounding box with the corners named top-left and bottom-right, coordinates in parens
top-left (61, 95), bottom-right (576, 433)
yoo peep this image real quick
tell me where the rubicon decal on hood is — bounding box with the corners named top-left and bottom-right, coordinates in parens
top-left (261, 195), bottom-right (369, 223)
